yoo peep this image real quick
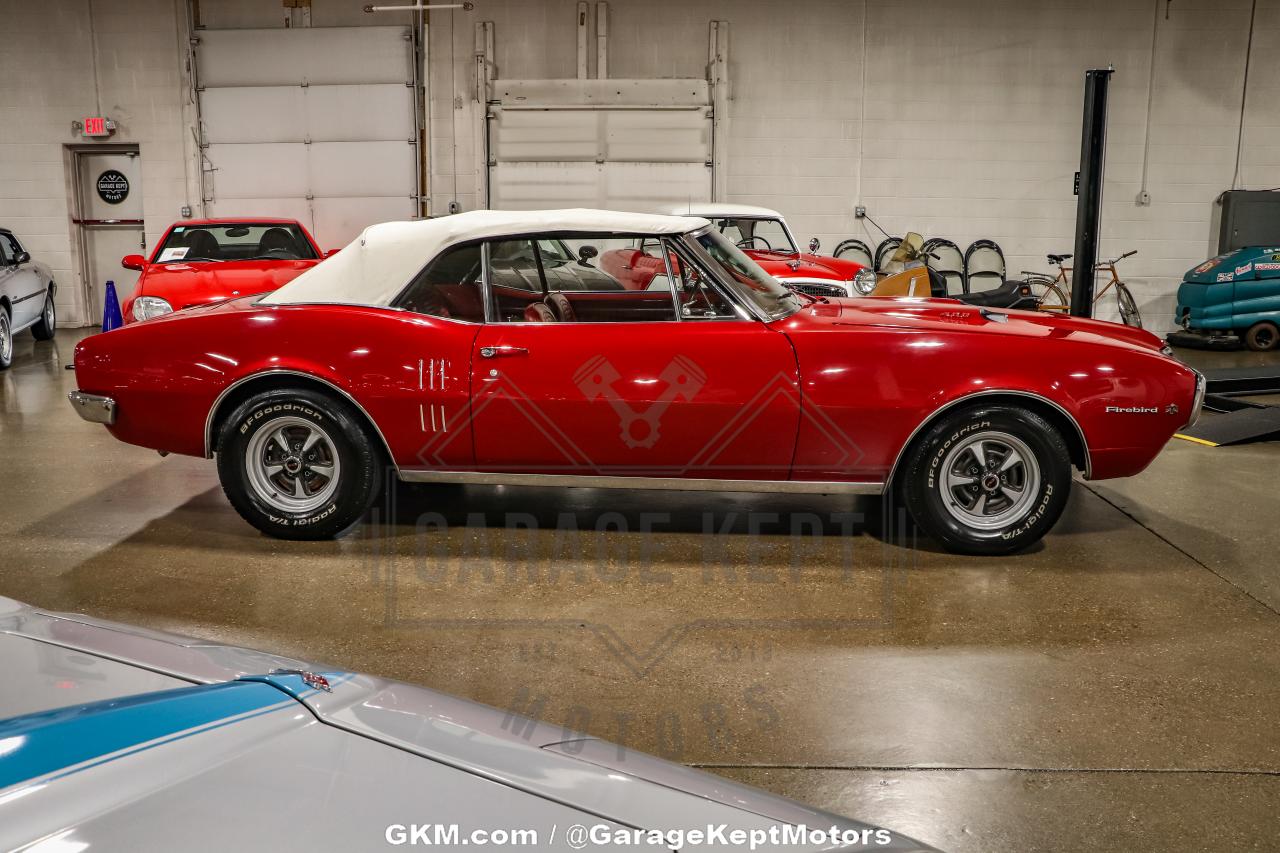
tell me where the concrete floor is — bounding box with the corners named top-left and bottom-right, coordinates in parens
top-left (3, 328), bottom-right (1280, 852)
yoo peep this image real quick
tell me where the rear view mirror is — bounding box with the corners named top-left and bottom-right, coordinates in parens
top-left (578, 245), bottom-right (598, 265)
top-left (121, 254), bottom-right (146, 271)
top-left (13, 251), bottom-right (31, 265)
top-left (808, 237), bottom-right (820, 254)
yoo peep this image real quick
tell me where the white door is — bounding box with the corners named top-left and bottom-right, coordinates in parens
top-left (487, 79), bottom-right (713, 213)
top-left (76, 150), bottom-right (145, 322)
top-left (195, 26), bottom-right (418, 249)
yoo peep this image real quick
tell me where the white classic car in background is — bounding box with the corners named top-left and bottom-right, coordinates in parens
top-left (0, 597), bottom-right (936, 851)
top-left (0, 228), bottom-right (57, 370)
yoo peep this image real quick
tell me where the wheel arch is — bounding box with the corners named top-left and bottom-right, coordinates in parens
top-left (204, 369), bottom-right (397, 470)
top-left (885, 389), bottom-right (1091, 493)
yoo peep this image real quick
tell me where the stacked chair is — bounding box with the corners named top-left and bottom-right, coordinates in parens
top-left (833, 238), bottom-right (873, 269)
top-left (920, 238), bottom-right (965, 296)
top-left (964, 239), bottom-right (1006, 293)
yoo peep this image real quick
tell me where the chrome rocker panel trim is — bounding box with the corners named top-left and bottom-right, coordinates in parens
top-left (398, 469), bottom-right (885, 495)
top-left (68, 391), bottom-right (117, 425)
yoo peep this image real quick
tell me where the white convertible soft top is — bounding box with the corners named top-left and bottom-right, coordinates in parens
top-left (263, 208), bottom-right (708, 307)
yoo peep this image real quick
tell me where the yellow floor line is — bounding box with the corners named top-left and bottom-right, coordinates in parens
top-left (1174, 433), bottom-right (1219, 447)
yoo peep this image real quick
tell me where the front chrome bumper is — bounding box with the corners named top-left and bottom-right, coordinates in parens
top-left (68, 391), bottom-right (117, 425)
top-left (1185, 370), bottom-right (1207, 429)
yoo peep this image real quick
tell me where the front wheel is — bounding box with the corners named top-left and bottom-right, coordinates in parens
top-left (216, 388), bottom-right (385, 539)
top-left (901, 406), bottom-right (1072, 555)
top-left (1115, 284), bottom-right (1142, 328)
top-left (31, 288), bottom-right (56, 341)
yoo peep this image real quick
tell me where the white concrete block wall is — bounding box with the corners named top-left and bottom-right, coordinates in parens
top-left (3, 0), bottom-right (1277, 331)
top-left (0, 0), bottom-right (196, 328)
top-left (429, 0), bottom-right (1280, 331)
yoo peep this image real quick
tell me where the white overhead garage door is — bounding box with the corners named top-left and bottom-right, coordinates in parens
top-left (196, 26), bottom-right (417, 249)
top-left (487, 79), bottom-right (712, 213)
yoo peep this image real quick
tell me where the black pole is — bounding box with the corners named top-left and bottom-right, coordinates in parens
top-left (1070, 68), bottom-right (1113, 318)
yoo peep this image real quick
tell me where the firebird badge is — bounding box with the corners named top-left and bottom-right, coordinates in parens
top-left (575, 355), bottom-right (707, 448)
top-left (1105, 405), bottom-right (1159, 414)
top-left (1166, 404), bottom-right (1180, 415)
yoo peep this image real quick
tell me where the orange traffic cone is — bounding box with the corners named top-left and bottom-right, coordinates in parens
top-left (101, 280), bottom-right (123, 332)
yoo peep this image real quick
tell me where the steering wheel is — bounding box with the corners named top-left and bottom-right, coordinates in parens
top-left (736, 236), bottom-right (772, 251)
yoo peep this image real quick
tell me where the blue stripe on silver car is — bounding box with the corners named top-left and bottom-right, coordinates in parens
top-left (0, 681), bottom-right (295, 791)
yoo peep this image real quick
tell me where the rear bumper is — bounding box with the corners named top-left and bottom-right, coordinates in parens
top-left (68, 391), bottom-right (117, 425)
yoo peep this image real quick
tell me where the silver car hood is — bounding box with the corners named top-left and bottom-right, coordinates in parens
top-left (0, 597), bottom-right (936, 851)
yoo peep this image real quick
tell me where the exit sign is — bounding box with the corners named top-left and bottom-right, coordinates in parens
top-left (82, 116), bottom-right (114, 137)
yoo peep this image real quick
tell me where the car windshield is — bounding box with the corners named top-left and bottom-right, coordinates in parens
top-left (708, 217), bottom-right (797, 254)
top-left (153, 223), bottom-right (317, 263)
top-left (692, 228), bottom-right (800, 320)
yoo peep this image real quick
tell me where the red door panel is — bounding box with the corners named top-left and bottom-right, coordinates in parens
top-left (469, 321), bottom-right (800, 479)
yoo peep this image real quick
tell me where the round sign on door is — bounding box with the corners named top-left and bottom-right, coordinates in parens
top-left (96, 170), bottom-right (130, 205)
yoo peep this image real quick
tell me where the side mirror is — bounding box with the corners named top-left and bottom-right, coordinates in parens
top-left (808, 237), bottom-right (821, 254)
top-left (14, 251), bottom-right (30, 265)
top-left (121, 254), bottom-right (146, 271)
top-left (324, 248), bottom-right (341, 258)
top-left (578, 245), bottom-right (599, 264)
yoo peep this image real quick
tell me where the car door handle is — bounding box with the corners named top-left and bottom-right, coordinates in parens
top-left (480, 345), bottom-right (529, 359)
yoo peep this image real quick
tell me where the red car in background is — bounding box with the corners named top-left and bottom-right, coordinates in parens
top-left (668, 204), bottom-right (868, 297)
top-left (120, 219), bottom-right (332, 324)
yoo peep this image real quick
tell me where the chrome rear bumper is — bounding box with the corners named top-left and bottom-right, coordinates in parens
top-left (68, 391), bottom-right (117, 425)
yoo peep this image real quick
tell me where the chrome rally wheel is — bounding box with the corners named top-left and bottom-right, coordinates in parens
top-left (901, 405), bottom-right (1072, 555)
top-left (244, 416), bottom-right (341, 514)
top-left (939, 431), bottom-right (1041, 530)
top-left (216, 388), bottom-right (384, 540)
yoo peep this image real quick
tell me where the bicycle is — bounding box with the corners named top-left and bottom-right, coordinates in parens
top-left (1022, 250), bottom-right (1142, 328)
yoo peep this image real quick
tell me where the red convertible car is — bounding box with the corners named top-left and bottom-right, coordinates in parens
top-left (69, 209), bottom-right (1203, 555)
top-left (120, 218), bottom-right (330, 324)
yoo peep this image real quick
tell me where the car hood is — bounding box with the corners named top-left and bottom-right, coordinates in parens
top-left (137, 260), bottom-right (318, 309)
top-left (749, 251), bottom-right (865, 281)
top-left (783, 297), bottom-right (1167, 353)
top-left (0, 598), bottom-right (936, 852)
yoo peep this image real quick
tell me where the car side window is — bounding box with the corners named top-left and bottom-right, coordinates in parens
top-left (489, 234), bottom-right (677, 324)
top-left (0, 235), bottom-right (11, 265)
top-left (1, 233), bottom-right (20, 264)
top-left (395, 243), bottom-right (485, 323)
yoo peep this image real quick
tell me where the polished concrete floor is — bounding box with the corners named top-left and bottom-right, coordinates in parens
top-left (3, 328), bottom-right (1280, 851)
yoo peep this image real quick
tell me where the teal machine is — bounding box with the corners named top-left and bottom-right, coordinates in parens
top-left (1172, 246), bottom-right (1280, 351)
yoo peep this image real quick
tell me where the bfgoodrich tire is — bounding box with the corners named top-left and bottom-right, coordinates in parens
top-left (216, 388), bottom-right (384, 540)
top-left (901, 405), bottom-right (1072, 556)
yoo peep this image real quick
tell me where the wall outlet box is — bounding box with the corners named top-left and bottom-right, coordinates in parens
top-left (854, 205), bottom-right (866, 218)
top-left (1135, 191), bottom-right (1151, 206)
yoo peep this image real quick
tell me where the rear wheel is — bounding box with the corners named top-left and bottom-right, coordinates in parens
top-left (216, 388), bottom-right (385, 539)
top-left (1244, 321), bottom-right (1279, 352)
top-left (31, 288), bottom-right (56, 340)
top-left (1025, 277), bottom-right (1068, 313)
top-left (0, 308), bottom-right (12, 370)
top-left (901, 405), bottom-right (1072, 555)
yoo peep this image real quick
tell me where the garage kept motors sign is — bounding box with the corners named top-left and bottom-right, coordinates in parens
top-left (96, 170), bottom-right (130, 205)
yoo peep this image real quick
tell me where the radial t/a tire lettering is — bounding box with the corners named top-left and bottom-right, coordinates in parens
top-left (216, 388), bottom-right (384, 540)
top-left (901, 405), bottom-right (1072, 556)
